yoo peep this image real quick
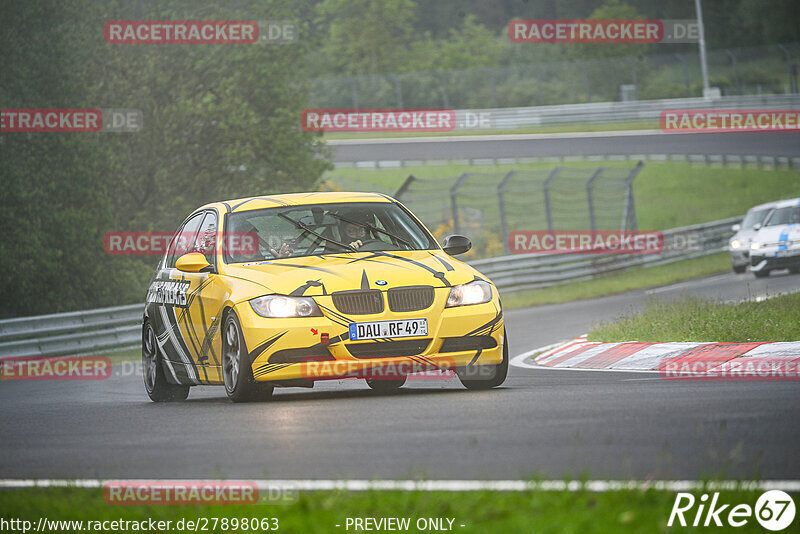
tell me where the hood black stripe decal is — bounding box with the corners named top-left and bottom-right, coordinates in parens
top-left (360, 270), bottom-right (370, 290)
top-left (290, 279), bottom-right (325, 296)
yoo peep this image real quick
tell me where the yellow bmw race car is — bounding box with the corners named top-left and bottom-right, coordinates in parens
top-left (142, 192), bottom-right (507, 402)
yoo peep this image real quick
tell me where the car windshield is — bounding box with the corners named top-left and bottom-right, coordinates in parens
top-left (763, 206), bottom-right (800, 227)
top-left (740, 208), bottom-right (771, 229)
top-left (224, 202), bottom-right (437, 263)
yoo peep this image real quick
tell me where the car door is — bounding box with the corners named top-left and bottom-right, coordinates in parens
top-left (179, 210), bottom-right (228, 383)
top-left (147, 212), bottom-right (205, 385)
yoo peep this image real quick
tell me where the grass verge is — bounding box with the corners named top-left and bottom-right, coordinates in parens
top-left (0, 486), bottom-right (789, 533)
top-left (588, 290), bottom-right (800, 343)
top-left (502, 253), bottom-right (730, 309)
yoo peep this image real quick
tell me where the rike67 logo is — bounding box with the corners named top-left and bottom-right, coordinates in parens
top-left (668, 491), bottom-right (796, 531)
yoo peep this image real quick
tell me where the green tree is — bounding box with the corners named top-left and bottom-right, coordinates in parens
top-left (314, 0), bottom-right (417, 75)
top-left (0, 0), bottom-right (331, 317)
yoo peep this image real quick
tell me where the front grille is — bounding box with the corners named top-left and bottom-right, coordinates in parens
top-left (346, 339), bottom-right (431, 359)
top-left (387, 286), bottom-right (435, 312)
top-left (439, 336), bottom-right (497, 353)
top-left (331, 290), bottom-right (384, 315)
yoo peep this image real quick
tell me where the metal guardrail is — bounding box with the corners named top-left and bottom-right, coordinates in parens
top-left (334, 153), bottom-right (800, 170)
top-left (468, 217), bottom-right (741, 293)
top-left (0, 217), bottom-right (740, 359)
top-left (453, 94), bottom-right (800, 129)
top-left (0, 304), bottom-right (142, 359)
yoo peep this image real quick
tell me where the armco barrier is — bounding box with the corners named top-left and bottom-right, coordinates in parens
top-left (0, 304), bottom-right (142, 359)
top-left (0, 217), bottom-right (740, 359)
top-left (451, 94), bottom-right (800, 129)
top-left (468, 217), bottom-right (740, 293)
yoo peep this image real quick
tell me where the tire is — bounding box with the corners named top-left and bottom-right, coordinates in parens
top-left (366, 376), bottom-right (407, 391)
top-left (732, 264), bottom-right (746, 274)
top-left (789, 266), bottom-right (800, 275)
top-left (142, 321), bottom-right (189, 402)
top-left (753, 269), bottom-right (770, 278)
top-left (457, 330), bottom-right (509, 390)
top-left (223, 312), bottom-right (274, 402)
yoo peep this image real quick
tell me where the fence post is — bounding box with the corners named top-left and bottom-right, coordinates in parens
top-left (497, 170), bottom-right (517, 254)
top-left (674, 54), bottom-right (690, 97)
top-left (532, 66), bottom-right (542, 106)
top-left (389, 74), bottom-right (403, 108)
top-left (724, 49), bottom-right (741, 95)
top-left (583, 63), bottom-right (591, 102)
top-left (622, 161), bottom-right (644, 231)
top-left (350, 77), bottom-right (359, 109)
top-left (585, 167), bottom-right (605, 232)
top-left (543, 167), bottom-right (562, 232)
top-left (450, 173), bottom-right (470, 234)
top-left (394, 175), bottom-right (416, 199)
top-left (777, 45), bottom-right (798, 94)
top-left (436, 71), bottom-right (450, 109)
top-left (488, 68), bottom-right (497, 108)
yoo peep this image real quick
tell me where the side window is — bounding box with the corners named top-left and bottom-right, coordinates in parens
top-left (166, 213), bottom-right (204, 269)
top-left (195, 212), bottom-right (218, 265)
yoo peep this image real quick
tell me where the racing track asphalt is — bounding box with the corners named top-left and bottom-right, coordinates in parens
top-left (329, 131), bottom-right (800, 162)
top-left (1, 269), bottom-right (799, 481)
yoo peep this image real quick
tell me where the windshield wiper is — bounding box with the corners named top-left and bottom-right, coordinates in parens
top-left (277, 212), bottom-right (358, 253)
top-left (329, 213), bottom-right (413, 248)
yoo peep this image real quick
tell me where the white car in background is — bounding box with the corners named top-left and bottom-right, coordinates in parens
top-left (728, 201), bottom-right (778, 273)
top-left (749, 198), bottom-right (800, 278)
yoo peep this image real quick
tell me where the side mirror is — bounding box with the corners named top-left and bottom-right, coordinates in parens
top-left (731, 224), bottom-right (741, 232)
top-left (442, 234), bottom-right (472, 256)
top-left (753, 223), bottom-right (762, 231)
top-left (176, 252), bottom-right (212, 273)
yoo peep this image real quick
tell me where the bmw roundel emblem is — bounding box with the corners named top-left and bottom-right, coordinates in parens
top-left (375, 280), bottom-right (388, 286)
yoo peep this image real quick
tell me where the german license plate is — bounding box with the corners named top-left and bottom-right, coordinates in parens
top-left (775, 248), bottom-right (800, 258)
top-left (348, 319), bottom-right (428, 341)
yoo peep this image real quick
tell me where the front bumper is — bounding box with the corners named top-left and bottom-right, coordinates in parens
top-left (750, 247), bottom-right (800, 271)
top-left (729, 249), bottom-right (749, 268)
top-left (236, 291), bottom-right (504, 383)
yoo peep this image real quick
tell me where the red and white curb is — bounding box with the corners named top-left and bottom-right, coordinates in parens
top-left (511, 335), bottom-right (800, 375)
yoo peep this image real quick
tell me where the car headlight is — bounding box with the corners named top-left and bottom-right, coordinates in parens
top-left (750, 242), bottom-right (762, 251)
top-left (729, 239), bottom-right (742, 249)
top-left (250, 295), bottom-right (322, 318)
top-left (446, 280), bottom-right (493, 308)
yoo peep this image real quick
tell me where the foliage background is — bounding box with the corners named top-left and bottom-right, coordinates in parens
top-left (1, 0), bottom-right (797, 317)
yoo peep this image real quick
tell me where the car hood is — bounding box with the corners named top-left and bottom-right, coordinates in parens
top-left (732, 228), bottom-right (758, 244)
top-left (222, 250), bottom-right (484, 296)
top-left (753, 224), bottom-right (800, 244)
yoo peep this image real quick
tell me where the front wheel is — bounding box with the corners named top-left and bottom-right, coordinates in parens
top-left (142, 321), bottom-right (189, 402)
top-left (457, 330), bottom-right (509, 390)
top-left (732, 264), bottom-right (746, 274)
top-left (223, 312), bottom-right (273, 402)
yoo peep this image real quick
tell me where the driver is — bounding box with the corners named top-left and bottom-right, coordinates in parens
top-left (338, 210), bottom-right (373, 251)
